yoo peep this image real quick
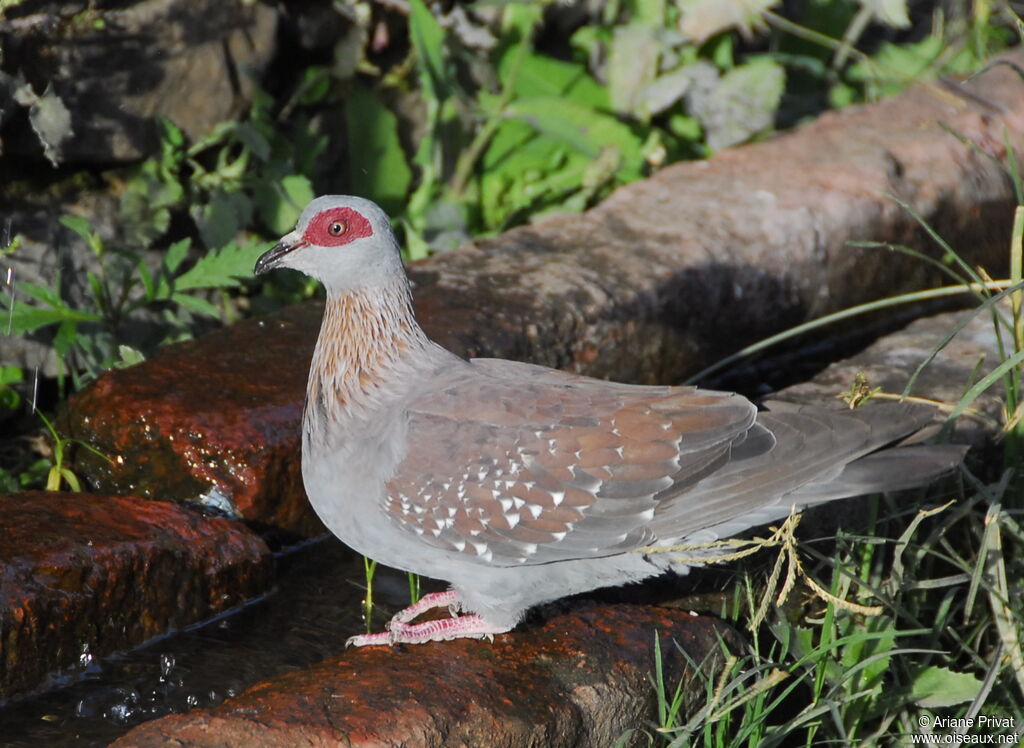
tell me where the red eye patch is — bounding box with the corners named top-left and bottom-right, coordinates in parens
top-left (303, 207), bottom-right (373, 247)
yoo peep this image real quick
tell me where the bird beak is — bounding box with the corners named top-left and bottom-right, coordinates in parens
top-left (254, 234), bottom-right (306, 275)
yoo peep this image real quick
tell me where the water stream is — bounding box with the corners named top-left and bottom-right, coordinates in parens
top-left (0, 539), bottom-right (426, 747)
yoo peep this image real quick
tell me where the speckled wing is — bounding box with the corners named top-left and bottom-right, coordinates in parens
top-left (383, 359), bottom-right (758, 567)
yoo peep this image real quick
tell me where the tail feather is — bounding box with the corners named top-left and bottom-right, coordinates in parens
top-left (790, 443), bottom-right (967, 504)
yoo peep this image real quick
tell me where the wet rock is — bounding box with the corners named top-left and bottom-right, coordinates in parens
top-left (0, 0), bottom-right (278, 164)
top-left (61, 302), bottom-right (324, 537)
top-left (62, 50), bottom-right (1024, 535)
top-left (0, 491), bottom-right (272, 701)
top-left (111, 604), bottom-right (738, 747)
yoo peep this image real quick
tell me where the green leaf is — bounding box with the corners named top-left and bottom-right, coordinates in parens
top-left (59, 466), bottom-right (81, 493)
top-left (156, 116), bottom-right (185, 150)
top-left (1, 305), bottom-right (97, 334)
top-left (847, 36), bottom-right (980, 99)
top-left (119, 165), bottom-right (180, 246)
top-left (408, 0), bottom-right (450, 101)
top-left (137, 261), bottom-right (156, 301)
top-left (399, 220), bottom-right (431, 262)
top-left (0, 365), bottom-right (22, 410)
top-left (85, 271), bottom-right (106, 314)
top-left (297, 66), bottom-right (332, 106)
top-left (18, 458), bottom-right (51, 489)
top-left (0, 366), bottom-right (23, 387)
top-left (59, 214), bottom-right (104, 256)
top-left (841, 615), bottom-right (897, 696)
top-left (196, 190), bottom-right (253, 249)
top-left (344, 84), bottom-right (412, 216)
top-left (15, 281), bottom-right (66, 309)
top-left (58, 215), bottom-right (93, 244)
top-left (171, 291), bottom-right (222, 318)
top-left (114, 345), bottom-right (146, 368)
top-left (499, 48), bottom-right (609, 109)
top-left (504, 97), bottom-right (645, 180)
top-left (174, 241), bottom-right (270, 292)
top-left (52, 319), bottom-right (80, 358)
top-left (164, 238), bottom-right (192, 275)
top-left (500, 2), bottom-right (544, 40)
top-left (233, 121), bottom-right (272, 162)
top-left (911, 667), bottom-right (983, 708)
top-left (253, 175), bottom-right (316, 235)
top-left (481, 120), bottom-right (566, 227)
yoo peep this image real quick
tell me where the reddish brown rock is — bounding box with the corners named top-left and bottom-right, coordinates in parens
top-left (62, 302), bottom-right (324, 537)
top-left (0, 491), bottom-right (271, 701)
top-left (62, 50), bottom-right (1024, 536)
top-left (112, 604), bottom-right (737, 747)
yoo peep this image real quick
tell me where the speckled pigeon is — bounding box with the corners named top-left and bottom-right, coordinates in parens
top-left (254, 195), bottom-right (965, 646)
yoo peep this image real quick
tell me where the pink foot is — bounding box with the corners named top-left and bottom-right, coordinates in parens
top-left (346, 591), bottom-right (510, 647)
top-left (390, 590), bottom-right (459, 623)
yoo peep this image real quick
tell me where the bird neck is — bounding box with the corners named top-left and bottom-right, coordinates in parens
top-left (306, 279), bottom-right (432, 427)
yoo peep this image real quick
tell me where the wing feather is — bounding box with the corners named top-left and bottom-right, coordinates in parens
top-left (383, 362), bottom-right (755, 566)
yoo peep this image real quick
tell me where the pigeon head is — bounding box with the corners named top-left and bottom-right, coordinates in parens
top-left (254, 195), bottom-right (403, 291)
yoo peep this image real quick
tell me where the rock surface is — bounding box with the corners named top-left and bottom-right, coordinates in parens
top-left (62, 302), bottom-right (324, 537)
top-left (111, 604), bottom-right (737, 747)
top-left (0, 0), bottom-right (278, 164)
top-left (0, 491), bottom-right (272, 701)
top-left (61, 50), bottom-right (1024, 535)
top-left (407, 51), bottom-right (1024, 384)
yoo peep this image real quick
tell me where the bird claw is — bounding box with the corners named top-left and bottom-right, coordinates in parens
top-left (348, 611), bottom-right (507, 646)
top-left (345, 631), bottom-right (393, 648)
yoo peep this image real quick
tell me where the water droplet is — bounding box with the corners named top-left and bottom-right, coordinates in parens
top-left (159, 653), bottom-right (175, 680)
top-left (107, 693), bottom-right (139, 725)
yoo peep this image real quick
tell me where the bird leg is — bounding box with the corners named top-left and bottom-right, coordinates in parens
top-left (346, 590), bottom-right (510, 646)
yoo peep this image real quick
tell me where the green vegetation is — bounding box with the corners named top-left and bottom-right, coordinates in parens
top-left (635, 97), bottom-right (1024, 744)
top-left (0, 2), bottom-right (1022, 741)
top-left (3, 0), bottom-right (1016, 412)
top-left (641, 479), bottom-right (1024, 746)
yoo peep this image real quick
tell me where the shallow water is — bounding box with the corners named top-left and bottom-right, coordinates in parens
top-left (0, 538), bottom-right (427, 747)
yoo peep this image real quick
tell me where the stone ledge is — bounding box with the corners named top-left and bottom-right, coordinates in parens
top-left (0, 492), bottom-right (272, 702)
top-left (111, 604), bottom-right (738, 747)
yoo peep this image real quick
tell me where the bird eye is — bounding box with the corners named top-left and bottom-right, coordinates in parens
top-left (328, 221), bottom-right (347, 236)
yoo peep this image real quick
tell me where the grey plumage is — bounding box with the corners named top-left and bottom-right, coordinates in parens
top-left (255, 195), bottom-right (965, 645)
